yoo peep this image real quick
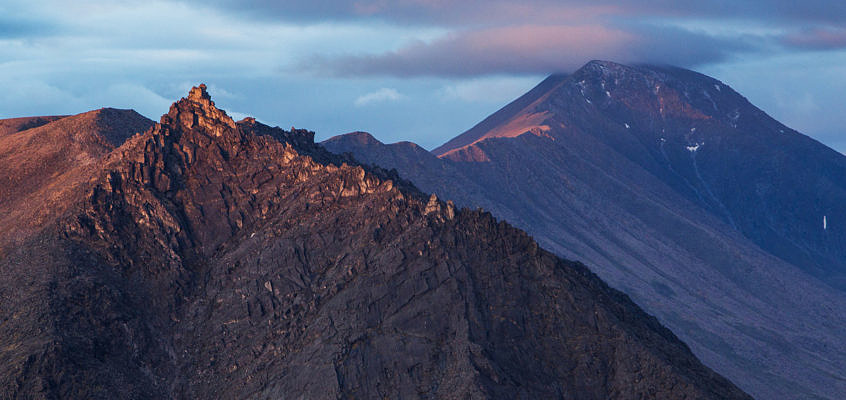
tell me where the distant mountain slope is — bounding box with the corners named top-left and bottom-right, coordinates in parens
top-left (323, 132), bottom-right (501, 215)
top-left (322, 60), bottom-right (846, 400)
top-left (441, 61), bottom-right (846, 289)
top-left (0, 108), bottom-right (153, 247)
top-left (0, 115), bottom-right (66, 136)
top-left (432, 73), bottom-right (569, 157)
top-left (0, 86), bottom-right (749, 399)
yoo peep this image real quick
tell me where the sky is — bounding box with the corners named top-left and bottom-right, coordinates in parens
top-left (1, 1), bottom-right (845, 152)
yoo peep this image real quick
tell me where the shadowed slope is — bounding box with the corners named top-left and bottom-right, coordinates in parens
top-left (323, 60), bottom-right (846, 400)
top-left (440, 61), bottom-right (846, 288)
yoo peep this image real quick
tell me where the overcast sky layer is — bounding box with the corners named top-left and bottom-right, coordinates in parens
top-left (1, 1), bottom-right (845, 152)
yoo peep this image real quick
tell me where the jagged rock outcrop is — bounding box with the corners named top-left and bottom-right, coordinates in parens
top-left (0, 86), bottom-right (750, 399)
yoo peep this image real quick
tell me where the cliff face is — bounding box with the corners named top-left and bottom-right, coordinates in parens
top-left (0, 85), bottom-right (749, 399)
top-left (323, 61), bottom-right (846, 400)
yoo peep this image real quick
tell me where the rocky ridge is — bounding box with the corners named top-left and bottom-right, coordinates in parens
top-left (0, 85), bottom-right (749, 399)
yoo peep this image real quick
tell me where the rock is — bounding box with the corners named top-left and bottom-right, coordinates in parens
top-left (0, 85), bottom-right (750, 399)
top-left (424, 193), bottom-right (440, 215)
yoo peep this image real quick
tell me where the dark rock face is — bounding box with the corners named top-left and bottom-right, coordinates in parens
top-left (322, 61), bottom-right (846, 400)
top-left (0, 85), bottom-right (749, 399)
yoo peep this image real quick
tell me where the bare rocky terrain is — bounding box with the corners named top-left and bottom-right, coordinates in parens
top-left (0, 108), bottom-right (154, 250)
top-left (0, 86), bottom-right (750, 399)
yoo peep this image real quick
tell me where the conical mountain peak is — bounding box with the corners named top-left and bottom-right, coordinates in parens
top-left (576, 59), bottom-right (630, 75)
top-left (572, 60), bottom-right (682, 85)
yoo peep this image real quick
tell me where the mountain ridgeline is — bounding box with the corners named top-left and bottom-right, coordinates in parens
top-left (0, 86), bottom-right (750, 398)
top-left (323, 61), bottom-right (846, 400)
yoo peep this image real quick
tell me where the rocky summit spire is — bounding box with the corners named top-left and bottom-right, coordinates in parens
top-left (188, 83), bottom-right (212, 103)
top-left (162, 83), bottom-right (236, 136)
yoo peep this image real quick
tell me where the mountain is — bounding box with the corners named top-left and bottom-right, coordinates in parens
top-left (0, 108), bottom-right (154, 247)
top-left (0, 115), bottom-right (66, 136)
top-left (438, 61), bottom-right (846, 286)
top-left (0, 86), bottom-right (749, 398)
top-left (322, 61), bottom-right (846, 399)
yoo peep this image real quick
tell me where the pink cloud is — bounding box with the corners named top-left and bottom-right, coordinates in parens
top-left (302, 22), bottom-right (752, 77)
top-left (302, 24), bottom-right (636, 76)
top-left (347, 1), bottom-right (624, 25)
top-left (783, 27), bottom-right (846, 50)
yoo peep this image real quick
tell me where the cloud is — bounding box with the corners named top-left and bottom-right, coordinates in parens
top-left (4, 0), bottom-right (843, 80)
top-left (304, 25), bottom-right (630, 77)
top-left (303, 23), bottom-right (759, 77)
top-left (354, 88), bottom-right (404, 106)
top-left (441, 76), bottom-right (540, 103)
top-left (0, 77), bottom-right (171, 119)
top-left (0, 17), bottom-right (55, 39)
top-left (184, 0), bottom-right (846, 79)
top-left (782, 27), bottom-right (846, 50)
top-left (199, 0), bottom-right (846, 26)
top-left (198, 1), bottom-right (620, 25)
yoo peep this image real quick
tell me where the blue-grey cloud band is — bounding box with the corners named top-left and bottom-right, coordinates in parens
top-left (195, 0), bottom-right (846, 77)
